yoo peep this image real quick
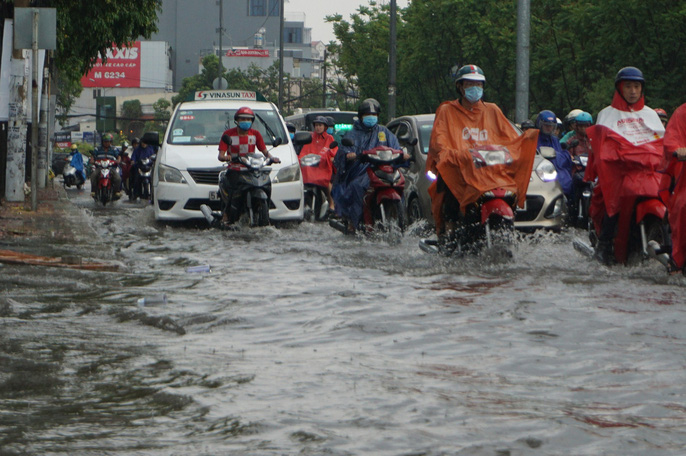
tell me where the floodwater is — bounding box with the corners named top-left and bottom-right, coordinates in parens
top-left (1, 187), bottom-right (686, 456)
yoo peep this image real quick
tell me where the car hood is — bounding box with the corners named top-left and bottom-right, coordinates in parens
top-left (160, 143), bottom-right (298, 171)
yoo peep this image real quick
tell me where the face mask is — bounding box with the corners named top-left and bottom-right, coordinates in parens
top-left (238, 121), bottom-right (252, 131)
top-left (362, 116), bottom-right (378, 128)
top-left (327, 127), bottom-right (334, 135)
top-left (464, 86), bottom-right (483, 103)
top-left (289, 132), bottom-right (295, 140)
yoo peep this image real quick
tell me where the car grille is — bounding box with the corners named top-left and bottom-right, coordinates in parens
top-left (184, 199), bottom-right (222, 211)
top-left (188, 168), bottom-right (222, 185)
top-left (515, 195), bottom-right (544, 222)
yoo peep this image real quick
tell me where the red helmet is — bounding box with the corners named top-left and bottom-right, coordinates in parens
top-left (234, 106), bottom-right (255, 121)
top-left (655, 108), bottom-right (668, 119)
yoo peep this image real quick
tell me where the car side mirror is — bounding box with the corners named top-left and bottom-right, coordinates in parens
top-left (221, 134), bottom-right (232, 146)
top-left (293, 131), bottom-right (312, 145)
top-left (273, 137), bottom-right (283, 147)
top-left (538, 146), bottom-right (557, 159)
top-left (341, 138), bottom-right (355, 147)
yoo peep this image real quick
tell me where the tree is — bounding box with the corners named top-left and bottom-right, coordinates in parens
top-left (121, 99), bottom-right (143, 137)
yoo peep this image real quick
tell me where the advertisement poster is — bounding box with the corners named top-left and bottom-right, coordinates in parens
top-left (81, 41), bottom-right (141, 88)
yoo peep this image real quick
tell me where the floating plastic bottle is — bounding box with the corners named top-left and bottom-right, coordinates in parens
top-left (137, 294), bottom-right (167, 307)
top-left (186, 264), bottom-right (211, 273)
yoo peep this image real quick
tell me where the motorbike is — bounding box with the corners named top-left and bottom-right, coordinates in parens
top-left (200, 135), bottom-right (277, 228)
top-left (329, 138), bottom-right (407, 241)
top-left (419, 145), bottom-right (519, 256)
top-left (62, 161), bottom-right (85, 190)
top-left (300, 141), bottom-right (337, 222)
top-left (92, 156), bottom-right (119, 206)
top-left (133, 154), bottom-right (157, 202)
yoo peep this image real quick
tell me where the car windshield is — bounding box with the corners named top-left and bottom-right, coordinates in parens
top-left (167, 108), bottom-right (286, 146)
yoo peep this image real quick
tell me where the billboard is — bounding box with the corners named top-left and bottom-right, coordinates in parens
top-left (81, 42), bottom-right (142, 88)
top-left (225, 49), bottom-right (270, 58)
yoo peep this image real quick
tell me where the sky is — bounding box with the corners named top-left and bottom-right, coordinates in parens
top-left (285, 0), bottom-right (411, 44)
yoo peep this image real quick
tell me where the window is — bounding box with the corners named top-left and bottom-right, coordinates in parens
top-left (249, 0), bottom-right (265, 16)
top-left (284, 27), bottom-right (302, 44)
top-left (268, 0), bottom-right (279, 16)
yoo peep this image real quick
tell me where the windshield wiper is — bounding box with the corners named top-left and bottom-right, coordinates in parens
top-left (254, 112), bottom-right (280, 143)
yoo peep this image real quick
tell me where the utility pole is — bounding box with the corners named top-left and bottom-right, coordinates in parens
top-left (515, 0), bottom-right (530, 124)
top-left (218, 0), bottom-right (223, 82)
top-left (388, 0), bottom-right (397, 120)
top-left (31, 8), bottom-right (39, 210)
top-left (322, 49), bottom-right (327, 108)
top-left (278, 0), bottom-right (285, 111)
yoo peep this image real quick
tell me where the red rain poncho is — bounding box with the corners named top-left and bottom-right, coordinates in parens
top-left (299, 131), bottom-right (337, 188)
top-left (426, 99), bottom-right (538, 233)
top-left (662, 103), bottom-right (686, 269)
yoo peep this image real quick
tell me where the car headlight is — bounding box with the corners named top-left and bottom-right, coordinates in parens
top-left (158, 163), bottom-right (187, 184)
top-left (535, 160), bottom-right (557, 182)
top-left (273, 163), bottom-right (301, 183)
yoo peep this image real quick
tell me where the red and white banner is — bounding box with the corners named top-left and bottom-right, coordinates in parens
top-left (225, 49), bottom-right (270, 58)
top-left (81, 41), bottom-right (141, 88)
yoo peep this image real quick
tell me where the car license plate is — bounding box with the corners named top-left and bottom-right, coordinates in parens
top-left (209, 191), bottom-right (219, 201)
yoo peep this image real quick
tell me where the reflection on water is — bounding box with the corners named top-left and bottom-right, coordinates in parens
top-left (1, 190), bottom-right (686, 455)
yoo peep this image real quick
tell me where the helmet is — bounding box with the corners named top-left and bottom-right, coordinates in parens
top-left (520, 119), bottom-right (535, 130)
top-left (312, 115), bottom-right (328, 126)
top-left (131, 137), bottom-right (140, 145)
top-left (358, 98), bottom-right (381, 118)
top-left (285, 122), bottom-right (296, 133)
top-left (70, 144), bottom-right (78, 150)
top-left (325, 116), bottom-right (335, 128)
top-left (575, 111), bottom-right (593, 125)
top-left (102, 133), bottom-right (113, 142)
top-left (234, 106), bottom-right (255, 121)
top-left (455, 64), bottom-right (486, 84)
top-left (615, 66), bottom-right (645, 88)
top-left (536, 110), bottom-right (557, 129)
top-left (565, 109), bottom-right (583, 124)
top-left (655, 108), bottom-right (668, 119)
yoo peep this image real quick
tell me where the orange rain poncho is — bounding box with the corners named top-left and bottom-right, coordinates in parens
top-left (426, 99), bottom-right (538, 232)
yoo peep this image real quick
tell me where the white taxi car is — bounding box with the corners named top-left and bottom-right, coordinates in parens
top-left (153, 90), bottom-right (304, 222)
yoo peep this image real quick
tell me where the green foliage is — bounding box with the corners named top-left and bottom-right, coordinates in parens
top-left (329, 0), bottom-right (686, 121)
top-left (172, 54), bottom-right (225, 106)
top-left (153, 98), bottom-right (171, 121)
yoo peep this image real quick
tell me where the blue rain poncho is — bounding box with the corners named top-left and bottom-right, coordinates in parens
top-left (69, 151), bottom-right (86, 181)
top-left (538, 132), bottom-right (572, 196)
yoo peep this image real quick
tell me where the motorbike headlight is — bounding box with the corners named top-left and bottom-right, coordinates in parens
top-left (273, 163), bottom-right (301, 183)
top-left (535, 160), bottom-right (557, 182)
top-left (158, 163), bottom-right (187, 184)
top-left (426, 170), bottom-right (437, 181)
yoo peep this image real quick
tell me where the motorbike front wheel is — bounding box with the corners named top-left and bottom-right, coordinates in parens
top-left (379, 199), bottom-right (404, 244)
top-left (250, 198), bottom-right (270, 227)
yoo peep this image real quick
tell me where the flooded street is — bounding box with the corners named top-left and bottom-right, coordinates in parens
top-left (2, 186), bottom-right (686, 455)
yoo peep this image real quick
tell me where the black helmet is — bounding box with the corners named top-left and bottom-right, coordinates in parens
top-left (325, 116), bottom-right (335, 128)
top-left (312, 115), bottom-right (328, 127)
top-left (131, 137), bottom-right (140, 145)
top-left (615, 66), bottom-right (645, 89)
top-left (358, 98), bottom-right (381, 118)
top-left (285, 122), bottom-right (296, 133)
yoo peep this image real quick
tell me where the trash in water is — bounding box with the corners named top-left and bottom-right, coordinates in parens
top-left (186, 264), bottom-right (211, 273)
top-left (137, 294), bottom-right (167, 307)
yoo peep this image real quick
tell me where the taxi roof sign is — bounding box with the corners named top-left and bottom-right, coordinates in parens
top-left (191, 90), bottom-right (268, 102)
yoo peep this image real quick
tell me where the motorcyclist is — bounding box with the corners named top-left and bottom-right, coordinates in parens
top-left (537, 110), bottom-right (572, 198)
top-left (661, 102), bottom-right (686, 274)
top-left (426, 64), bottom-right (538, 247)
top-left (560, 108), bottom-right (583, 145)
top-left (565, 112), bottom-right (593, 158)
top-left (130, 137), bottom-right (156, 200)
top-left (655, 108), bottom-right (669, 127)
top-left (585, 66), bottom-right (665, 264)
top-left (68, 143), bottom-right (86, 185)
top-left (325, 116), bottom-right (336, 137)
top-left (332, 98), bottom-right (406, 233)
top-left (120, 141), bottom-right (132, 197)
top-left (90, 133), bottom-right (121, 199)
top-left (299, 115), bottom-right (338, 213)
top-left (217, 106), bottom-right (280, 226)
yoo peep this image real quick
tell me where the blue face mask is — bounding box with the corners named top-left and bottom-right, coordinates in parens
top-left (464, 86), bottom-right (483, 103)
top-left (327, 127), bottom-right (334, 135)
top-left (362, 116), bottom-right (378, 128)
top-left (289, 132), bottom-right (295, 140)
top-left (238, 121), bottom-right (252, 131)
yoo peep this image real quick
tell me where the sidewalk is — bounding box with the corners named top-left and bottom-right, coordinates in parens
top-left (0, 181), bottom-right (83, 244)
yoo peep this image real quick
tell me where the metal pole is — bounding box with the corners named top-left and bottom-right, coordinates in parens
top-left (278, 0), bottom-right (284, 111)
top-left (219, 0), bottom-right (223, 82)
top-left (322, 49), bottom-right (327, 108)
top-left (31, 9), bottom-right (39, 210)
top-left (515, 0), bottom-right (530, 124)
top-left (388, 0), bottom-right (397, 120)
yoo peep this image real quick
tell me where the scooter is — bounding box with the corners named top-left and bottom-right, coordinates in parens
top-left (419, 145), bottom-right (518, 256)
top-left (300, 141), bottom-right (337, 222)
top-left (62, 161), bottom-right (85, 190)
top-left (200, 135), bottom-right (276, 228)
top-left (329, 139), bottom-right (407, 240)
top-left (92, 156), bottom-right (119, 206)
top-left (134, 154), bottom-right (156, 202)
